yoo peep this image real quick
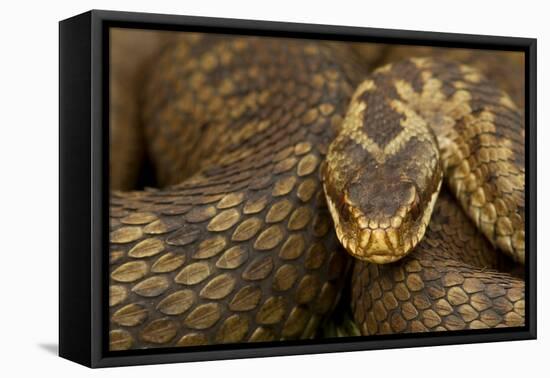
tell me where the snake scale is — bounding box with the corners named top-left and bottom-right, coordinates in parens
top-left (108, 33), bottom-right (525, 350)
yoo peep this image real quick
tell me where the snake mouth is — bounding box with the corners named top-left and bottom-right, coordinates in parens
top-left (337, 223), bottom-right (425, 264)
top-left (335, 218), bottom-right (417, 264)
top-left (323, 180), bottom-right (440, 264)
top-left (324, 182), bottom-right (415, 263)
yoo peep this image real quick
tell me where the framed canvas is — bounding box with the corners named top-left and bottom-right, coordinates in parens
top-left (59, 9), bottom-right (536, 368)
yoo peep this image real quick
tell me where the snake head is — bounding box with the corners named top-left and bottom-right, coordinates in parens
top-left (325, 166), bottom-right (441, 264)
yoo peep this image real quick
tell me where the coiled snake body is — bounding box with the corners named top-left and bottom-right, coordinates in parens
top-left (108, 35), bottom-right (525, 350)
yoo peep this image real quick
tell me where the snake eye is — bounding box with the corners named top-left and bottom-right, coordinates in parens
top-left (338, 198), bottom-right (351, 222)
top-left (342, 206), bottom-right (352, 223)
top-left (409, 188), bottom-right (422, 220)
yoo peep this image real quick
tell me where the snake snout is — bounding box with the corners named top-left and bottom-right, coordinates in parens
top-left (354, 227), bottom-right (404, 264)
top-left (326, 174), bottom-right (435, 264)
top-left (346, 208), bottom-right (413, 264)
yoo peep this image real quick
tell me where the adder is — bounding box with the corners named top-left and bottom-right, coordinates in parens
top-left (108, 34), bottom-right (525, 350)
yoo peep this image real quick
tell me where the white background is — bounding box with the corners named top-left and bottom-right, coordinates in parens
top-left (0, 0), bottom-right (547, 376)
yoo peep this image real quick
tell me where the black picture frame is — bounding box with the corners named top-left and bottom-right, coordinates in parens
top-left (59, 9), bottom-right (537, 368)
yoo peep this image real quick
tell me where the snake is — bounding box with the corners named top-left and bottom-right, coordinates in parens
top-left (108, 33), bottom-right (525, 350)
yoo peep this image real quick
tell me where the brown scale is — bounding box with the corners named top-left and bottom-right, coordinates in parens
top-left (381, 46), bottom-right (525, 108)
top-left (326, 57), bottom-right (525, 334)
top-left (344, 58), bottom-right (525, 264)
top-left (351, 190), bottom-right (524, 334)
top-left (109, 36), bottom-right (368, 350)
